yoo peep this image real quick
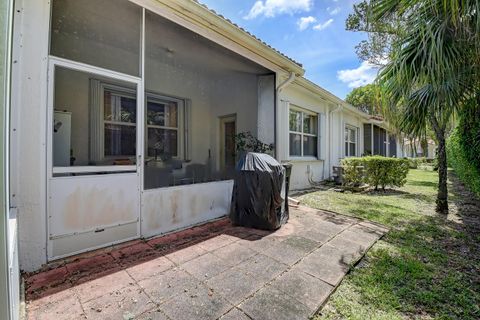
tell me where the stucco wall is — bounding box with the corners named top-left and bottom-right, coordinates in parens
top-left (13, 0), bottom-right (269, 271)
top-left (11, 0), bottom-right (50, 272)
top-left (279, 83), bottom-right (327, 190)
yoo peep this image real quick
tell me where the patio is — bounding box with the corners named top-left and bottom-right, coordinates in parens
top-left (25, 206), bottom-right (387, 320)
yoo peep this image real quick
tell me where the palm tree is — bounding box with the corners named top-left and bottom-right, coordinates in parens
top-left (370, 0), bottom-right (479, 213)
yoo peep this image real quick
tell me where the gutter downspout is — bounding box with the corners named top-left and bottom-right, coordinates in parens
top-left (327, 104), bottom-right (342, 178)
top-left (276, 72), bottom-right (295, 91)
top-left (275, 72), bottom-right (296, 160)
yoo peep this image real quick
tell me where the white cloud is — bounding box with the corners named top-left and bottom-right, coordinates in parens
top-left (244, 0), bottom-right (313, 20)
top-left (313, 19), bottom-right (334, 31)
top-left (327, 6), bottom-right (341, 15)
top-left (337, 61), bottom-right (379, 88)
top-left (297, 16), bottom-right (317, 31)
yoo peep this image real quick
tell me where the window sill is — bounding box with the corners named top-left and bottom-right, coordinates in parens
top-left (288, 157), bottom-right (322, 162)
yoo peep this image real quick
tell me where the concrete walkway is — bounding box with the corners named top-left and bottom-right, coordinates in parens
top-left (25, 206), bottom-right (387, 320)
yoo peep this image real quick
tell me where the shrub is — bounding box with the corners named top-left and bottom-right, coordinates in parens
top-left (406, 157), bottom-right (428, 169)
top-left (341, 158), bottom-right (364, 187)
top-left (342, 156), bottom-right (410, 191)
top-left (447, 129), bottom-right (480, 196)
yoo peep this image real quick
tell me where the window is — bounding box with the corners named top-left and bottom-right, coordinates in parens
top-left (103, 89), bottom-right (137, 157)
top-left (146, 96), bottom-right (180, 159)
top-left (345, 125), bottom-right (358, 157)
top-left (289, 108), bottom-right (318, 157)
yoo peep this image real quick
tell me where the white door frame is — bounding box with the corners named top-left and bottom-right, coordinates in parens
top-left (46, 56), bottom-right (144, 260)
top-left (219, 114), bottom-right (236, 171)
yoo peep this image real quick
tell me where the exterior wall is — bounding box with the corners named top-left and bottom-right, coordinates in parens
top-left (340, 111), bottom-right (364, 157)
top-left (279, 83), bottom-right (327, 190)
top-left (1, 0), bottom-right (19, 318)
top-left (142, 180), bottom-right (232, 237)
top-left (257, 74), bottom-right (275, 145)
top-left (11, 0), bottom-right (272, 271)
top-left (11, 0), bottom-right (50, 271)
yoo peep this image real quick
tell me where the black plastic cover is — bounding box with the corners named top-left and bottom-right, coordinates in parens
top-left (230, 152), bottom-right (288, 230)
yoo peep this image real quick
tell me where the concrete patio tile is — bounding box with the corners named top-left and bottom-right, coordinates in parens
top-left (74, 269), bottom-right (134, 303)
top-left (327, 236), bottom-right (368, 265)
top-left (239, 286), bottom-right (312, 320)
top-left (26, 287), bottom-right (77, 311)
top-left (213, 242), bottom-right (257, 266)
top-left (309, 219), bottom-right (351, 237)
top-left (27, 291), bottom-right (85, 320)
top-left (294, 245), bottom-right (349, 286)
top-left (181, 252), bottom-right (232, 280)
top-left (296, 228), bottom-right (333, 244)
top-left (359, 221), bottom-right (389, 234)
top-left (125, 256), bottom-right (175, 282)
top-left (138, 267), bottom-right (201, 304)
top-left (219, 307), bottom-right (251, 320)
top-left (26, 208), bottom-right (387, 320)
top-left (83, 284), bottom-right (153, 320)
top-left (165, 244), bottom-right (207, 265)
top-left (346, 224), bottom-right (384, 241)
top-left (197, 234), bottom-right (238, 251)
top-left (282, 235), bottom-right (320, 252)
top-left (269, 269), bottom-right (334, 312)
top-left (159, 284), bottom-right (233, 320)
top-left (235, 254), bottom-right (288, 284)
top-left (262, 236), bottom-right (319, 266)
top-left (206, 264), bottom-right (261, 305)
top-left (135, 308), bottom-right (169, 320)
top-left (237, 235), bottom-right (285, 254)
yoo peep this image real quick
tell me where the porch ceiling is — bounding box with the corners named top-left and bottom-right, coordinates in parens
top-left (146, 11), bottom-right (273, 77)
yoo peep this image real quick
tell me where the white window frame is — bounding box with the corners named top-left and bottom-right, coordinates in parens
top-left (48, 56), bottom-right (142, 176)
top-left (101, 83), bottom-right (138, 160)
top-left (289, 106), bottom-right (318, 159)
top-left (145, 93), bottom-right (185, 160)
top-left (345, 124), bottom-right (358, 157)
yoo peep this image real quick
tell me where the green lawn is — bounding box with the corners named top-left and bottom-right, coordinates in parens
top-left (297, 169), bottom-right (480, 320)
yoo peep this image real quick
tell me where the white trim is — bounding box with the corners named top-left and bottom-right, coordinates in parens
top-left (289, 156), bottom-right (319, 162)
top-left (145, 93), bottom-right (185, 161)
top-left (52, 166), bottom-right (136, 174)
top-left (288, 106), bottom-right (319, 158)
top-left (344, 124), bottom-right (359, 158)
top-left (49, 219), bottom-right (138, 240)
top-left (49, 234), bottom-right (139, 262)
top-left (49, 56), bottom-right (141, 84)
top-left (219, 114), bottom-right (236, 172)
top-left (47, 57), bottom-right (142, 176)
top-left (141, 178), bottom-right (234, 194)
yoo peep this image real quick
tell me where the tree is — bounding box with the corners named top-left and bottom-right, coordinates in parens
top-left (345, 84), bottom-right (382, 115)
top-left (370, 0), bottom-right (480, 213)
top-left (345, 0), bottom-right (402, 66)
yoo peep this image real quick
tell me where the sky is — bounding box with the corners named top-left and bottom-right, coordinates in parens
top-left (199, 0), bottom-right (379, 99)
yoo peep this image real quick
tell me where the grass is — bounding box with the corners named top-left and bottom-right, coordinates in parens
top-left (297, 169), bottom-right (480, 320)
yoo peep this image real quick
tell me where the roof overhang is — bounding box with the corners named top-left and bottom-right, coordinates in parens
top-left (293, 77), bottom-right (371, 119)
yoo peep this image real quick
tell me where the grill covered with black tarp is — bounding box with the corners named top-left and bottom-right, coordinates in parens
top-left (230, 152), bottom-right (289, 230)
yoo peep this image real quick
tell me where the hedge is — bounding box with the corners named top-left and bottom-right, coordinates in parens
top-left (407, 157), bottom-right (428, 169)
top-left (446, 129), bottom-right (480, 196)
top-left (342, 156), bottom-right (410, 191)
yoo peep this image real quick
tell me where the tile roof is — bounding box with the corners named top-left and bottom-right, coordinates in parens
top-left (194, 1), bottom-right (303, 68)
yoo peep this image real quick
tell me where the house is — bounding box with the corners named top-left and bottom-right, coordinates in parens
top-left (277, 78), bottom-right (402, 190)
top-left (402, 138), bottom-right (437, 159)
top-left (1, 1), bottom-right (404, 318)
